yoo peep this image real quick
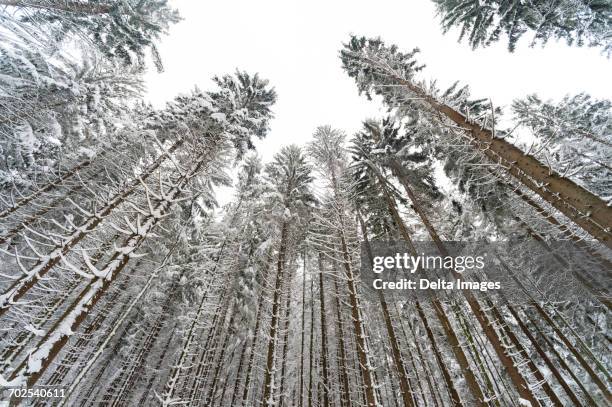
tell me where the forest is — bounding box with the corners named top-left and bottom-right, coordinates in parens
top-left (0, 1), bottom-right (610, 406)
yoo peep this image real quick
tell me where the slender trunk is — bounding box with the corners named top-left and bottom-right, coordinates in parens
top-left (317, 254), bottom-right (331, 407)
top-left (511, 187), bottom-right (612, 270)
top-left (338, 232), bottom-right (378, 407)
top-left (397, 302), bottom-right (441, 407)
top-left (0, 184), bottom-right (83, 245)
top-left (76, 319), bottom-right (135, 406)
top-left (0, 235), bottom-right (115, 374)
top-left (45, 266), bottom-right (130, 387)
top-left (357, 210), bottom-right (415, 407)
top-left (138, 322), bottom-right (179, 406)
top-left (278, 285), bottom-right (292, 407)
top-left (328, 167), bottom-right (378, 407)
top-left (524, 310), bottom-right (601, 406)
top-left (308, 277), bottom-right (315, 407)
top-left (332, 271), bottom-right (351, 407)
top-left (229, 338), bottom-right (249, 407)
top-left (240, 259), bottom-right (271, 406)
top-left (261, 221), bottom-right (289, 406)
top-left (299, 252), bottom-right (307, 407)
top-left (501, 259), bottom-right (612, 400)
top-left (109, 286), bottom-right (176, 407)
top-left (187, 292), bottom-right (231, 403)
top-left (505, 305), bottom-right (584, 406)
top-left (165, 186), bottom-right (248, 404)
top-left (204, 311), bottom-right (236, 406)
top-left (365, 173), bottom-right (481, 404)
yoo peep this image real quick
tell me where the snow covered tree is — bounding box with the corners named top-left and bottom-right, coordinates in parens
top-left (432, 0), bottom-right (612, 55)
top-left (340, 35), bottom-right (612, 248)
top-left (0, 0), bottom-right (181, 70)
top-left (260, 144), bottom-right (315, 407)
top-left (308, 126), bottom-right (381, 407)
top-left (0, 22), bottom-right (143, 192)
top-left (512, 93), bottom-right (611, 203)
top-left (0, 70), bottom-right (276, 392)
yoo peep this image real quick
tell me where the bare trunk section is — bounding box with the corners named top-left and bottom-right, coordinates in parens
top-left (299, 252), bottom-right (307, 407)
top-left (262, 221), bottom-right (289, 407)
top-left (307, 277), bottom-right (315, 407)
top-left (356, 210), bottom-right (415, 407)
top-left (331, 268), bottom-right (351, 407)
top-left (278, 284), bottom-right (292, 407)
top-left (317, 253), bottom-right (331, 407)
top-left (240, 260), bottom-right (271, 406)
top-left (229, 337), bottom-right (249, 406)
top-left (338, 231), bottom-right (378, 407)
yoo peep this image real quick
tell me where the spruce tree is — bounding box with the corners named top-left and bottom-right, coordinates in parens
top-left (432, 0), bottom-right (612, 55)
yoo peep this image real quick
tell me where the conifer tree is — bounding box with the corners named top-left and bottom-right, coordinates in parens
top-left (432, 0), bottom-right (612, 55)
top-left (340, 35), bottom-right (612, 247)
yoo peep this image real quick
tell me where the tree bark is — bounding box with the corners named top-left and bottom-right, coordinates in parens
top-left (262, 221), bottom-right (289, 407)
top-left (357, 210), bottom-right (415, 407)
top-left (317, 253), bottom-right (331, 407)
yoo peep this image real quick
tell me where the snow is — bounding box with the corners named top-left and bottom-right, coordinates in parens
top-left (211, 112), bottom-right (227, 123)
top-left (518, 399), bottom-right (532, 407)
top-left (0, 373), bottom-right (25, 387)
top-left (78, 147), bottom-right (96, 158)
top-left (23, 324), bottom-right (44, 336)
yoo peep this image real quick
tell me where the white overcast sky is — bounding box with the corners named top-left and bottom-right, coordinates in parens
top-left (144, 0), bottom-right (611, 197)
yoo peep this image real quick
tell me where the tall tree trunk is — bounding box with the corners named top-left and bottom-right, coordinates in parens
top-left (229, 337), bottom-right (249, 406)
top-left (0, 234), bottom-right (116, 374)
top-left (240, 261), bottom-right (270, 406)
top-left (328, 165), bottom-right (379, 407)
top-left (364, 171), bottom-right (483, 404)
top-left (278, 283), bottom-right (292, 407)
top-left (262, 221), bottom-right (290, 406)
top-left (331, 269), bottom-right (351, 407)
top-left (137, 322), bottom-right (179, 406)
top-left (307, 277), bottom-right (315, 407)
top-left (317, 253), bottom-right (331, 407)
top-left (0, 184), bottom-right (84, 245)
top-left (299, 252), bottom-right (307, 407)
top-left (356, 210), bottom-right (415, 407)
top-left (187, 291), bottom-right (231, 403)
top-left (204, 310), bottom-right (236, 405)
top-left (504, 304), bottom-right (584, 406)
top-left (511, 187), bottom-right (612, 270)
top-left (338, 231), bottom-right (379, 407)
